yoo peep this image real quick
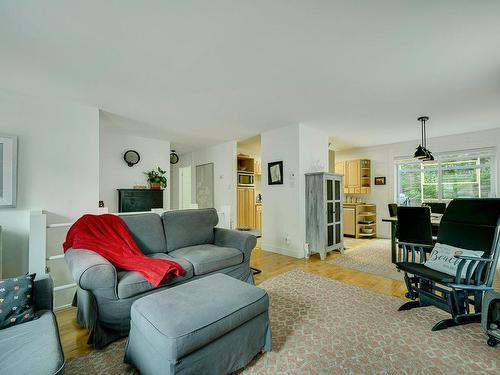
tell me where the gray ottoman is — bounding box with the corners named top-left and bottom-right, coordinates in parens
top-left (124, 273), bottom-right (272, 375)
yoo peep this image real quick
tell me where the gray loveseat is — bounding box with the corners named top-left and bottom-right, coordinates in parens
top-left (0, 275), bottom-right (65, 375)
top-left (65, 208), bottom-right (257, 348)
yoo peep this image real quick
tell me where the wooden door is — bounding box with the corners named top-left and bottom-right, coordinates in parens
top-left (237, 187), bottom-right (245, 227)
top-left (246, 188), bottom-right (256, 227)
top-left (335, 161), bottom-right (348, 193)
top-left (346, 160), bottom-right (360, 189)
top-left (237, 187), bottom-right (255, 227)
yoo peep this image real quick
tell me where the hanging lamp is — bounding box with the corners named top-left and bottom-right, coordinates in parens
top-left (414, 116), bottom-right (433, 161)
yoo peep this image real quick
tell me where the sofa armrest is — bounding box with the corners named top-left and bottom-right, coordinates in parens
top-left (214, 228), bottom-right (257, 261)
top-left (33, 274), bottom-right (54, 311)
top-left (64, 248), bottom-right (118, 299)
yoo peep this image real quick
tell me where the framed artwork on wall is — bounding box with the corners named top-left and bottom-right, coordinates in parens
top-left (268, 161), bottom-right (283, 185)
top-left (196, 162), bottom-right (214, 208)
top-left (0, 134), bottom-right (18, 208)
top-left (374, 176), bottom-right (386, 185)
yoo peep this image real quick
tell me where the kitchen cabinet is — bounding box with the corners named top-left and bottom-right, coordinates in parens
top-left (335, 159), bottom-right (371, 194)
top-left (343, 203), bottom-right (377, 238)
top-left (237, 187), bottom-right (255, 228)
top-left (343, 206), bottom-right (356, 236)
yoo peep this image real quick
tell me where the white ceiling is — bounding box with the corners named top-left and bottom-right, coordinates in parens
top-left (1, 1), bottom-right (500, 151)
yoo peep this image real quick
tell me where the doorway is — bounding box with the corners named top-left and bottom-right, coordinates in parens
top-left (178, 166), bottom-right (192, 209)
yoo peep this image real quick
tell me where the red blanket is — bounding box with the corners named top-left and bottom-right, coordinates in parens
top-left (63, 214), bottom-right (184, 287)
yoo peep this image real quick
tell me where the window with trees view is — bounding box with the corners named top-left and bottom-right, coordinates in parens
top-left (395, 148), bottom-right (496, 206)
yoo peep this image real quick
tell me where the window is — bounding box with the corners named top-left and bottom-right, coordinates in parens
top-left (395, 148), bottom-right (496, 205)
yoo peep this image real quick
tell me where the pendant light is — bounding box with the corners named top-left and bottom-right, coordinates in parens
top-left (414, 116), bottom-right (434, 161)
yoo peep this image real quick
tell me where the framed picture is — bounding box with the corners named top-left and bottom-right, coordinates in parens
top-left (0, 134), bottom-right (18, 208)
top-left (268, 161), bottom-right (283, 185)
top-left (196, 163), bottom-right (214, 208)
top-left (374, 176), bottom-right (386, 186)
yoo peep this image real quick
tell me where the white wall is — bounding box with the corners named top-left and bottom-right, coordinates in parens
top-left (298, 124), bottom-right (330, 254)
top-left (0, 90), bottom-right (99, 277)
top-left (170, 141), bottom-right (237, 226)
top-left (99, 114), bottom-right (171, 213)
top-left (336, 127), bottom-right (500, 238)
top-left (192, 141), bottom-right (237, 225)
top-left (262, 124), bottom-right (301, 257)
top-left (261, 124), bottom-right (328, 258)
top-left (170, 152), bottom-right (193, 209)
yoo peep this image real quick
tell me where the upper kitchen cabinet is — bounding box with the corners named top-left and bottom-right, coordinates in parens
top-left (335, 159), bottom-right (371, 194)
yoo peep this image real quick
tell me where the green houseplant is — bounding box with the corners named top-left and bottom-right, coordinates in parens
top-left (144, 167), bottom-right (167, 189)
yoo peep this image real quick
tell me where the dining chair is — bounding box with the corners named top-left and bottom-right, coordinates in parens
top-left (397, 206), bottom-right (434, 247)
top-left (395, 206), bottom-right (433, 263)
top-left (422, 202), bottom-right (447, 214)
top-left (388, 203), bottom-right (398, 217)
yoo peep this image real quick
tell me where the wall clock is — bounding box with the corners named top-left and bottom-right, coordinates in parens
top-left (123, 150), bottom-right (140, 167)
top-left (170, 150), bottom-right (179, 164)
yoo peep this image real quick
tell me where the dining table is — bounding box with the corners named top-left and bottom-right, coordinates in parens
top-left (382, 214), bottom-right (442, 264)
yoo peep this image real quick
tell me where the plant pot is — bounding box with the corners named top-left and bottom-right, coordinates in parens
top-left (150, 182), bottom-right (161, 190)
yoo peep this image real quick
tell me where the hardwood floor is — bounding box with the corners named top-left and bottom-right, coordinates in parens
top-left (55, 237), bottom-right (407, 360)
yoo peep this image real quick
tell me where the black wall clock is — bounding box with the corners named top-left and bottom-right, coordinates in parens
top-left (123, 150), bottom-right (140, 167)
top-left (170, 150), bottom-right (179, 164)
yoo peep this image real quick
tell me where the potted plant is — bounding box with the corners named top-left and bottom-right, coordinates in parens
top-left (144, 167), bottom-right (167, 189)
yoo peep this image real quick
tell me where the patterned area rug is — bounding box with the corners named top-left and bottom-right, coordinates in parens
top-left (66, 269), bottom-right (499, 374)
top-left (330, 239), bottom-right (500, 289)
top-left (330, 239), bottom-right (403, 280)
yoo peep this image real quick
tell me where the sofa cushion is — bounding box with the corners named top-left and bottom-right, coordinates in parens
top-left (162, 209), bottom-right (218, 252)
top-left (0, 274), bottom-right (36, 330)
top-left (130, 273), bottom-right (269, 361)
top-left (0, 310), bottom-right (64, 375)
top-left (169, 244), bottom-right (243, 276)
top-left (120, 213), bottom-right (167, 255)
top-left (117, 254), bottom-right (194, 299)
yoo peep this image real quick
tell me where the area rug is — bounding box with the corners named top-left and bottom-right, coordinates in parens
top-left (331, 239), bottom-right (500, 289)
top-left (330, 239), bottom-right (403, 280)
top-left (65, 269), bottom-right (499, 374)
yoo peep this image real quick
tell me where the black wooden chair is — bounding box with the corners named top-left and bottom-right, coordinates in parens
top-left (396, 198), bottom-right (500, 331)
top-left (388, 203), bottom-right (398, 217)
top-left (397, 206), bottom-right (433, 246)
top-left (422, 202), bottom-right (447, 214)
top-left (395, 206), bottom-right (433, 263)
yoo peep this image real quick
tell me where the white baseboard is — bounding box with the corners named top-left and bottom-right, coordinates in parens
top-left (261, 243), bottom-right (304, 259)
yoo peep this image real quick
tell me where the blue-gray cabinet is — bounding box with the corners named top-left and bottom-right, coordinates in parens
top-left (305, 172), bottom-right (344, 260)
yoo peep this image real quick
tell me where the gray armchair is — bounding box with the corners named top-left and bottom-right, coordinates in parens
top-left (65, 209), bottom-right (257, 348)
top-left (0, 275), bottom-right (65, 375)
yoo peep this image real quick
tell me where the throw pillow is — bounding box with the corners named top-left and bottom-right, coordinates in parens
top-left (425, 243), bottom-right (484, 279)
top-left (0, 274), bottom-right (36, 330)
